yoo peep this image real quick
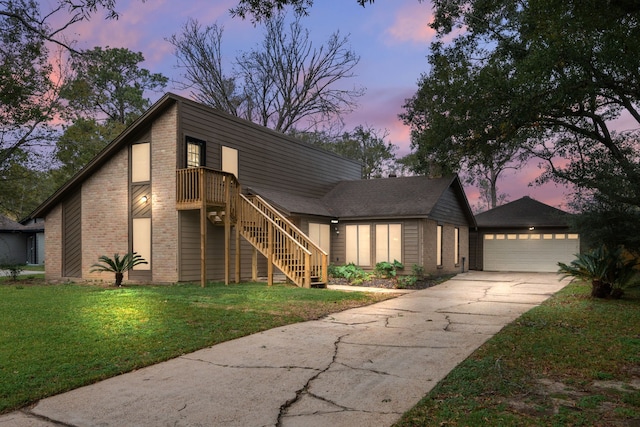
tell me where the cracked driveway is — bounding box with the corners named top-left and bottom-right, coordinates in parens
top-left (1, 272), bottom-right (571, 427)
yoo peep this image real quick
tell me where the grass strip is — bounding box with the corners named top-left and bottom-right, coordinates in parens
top-left (0, 280), bottom-right (394, 413)
top-left (395, 281), bottom-right (640, 426)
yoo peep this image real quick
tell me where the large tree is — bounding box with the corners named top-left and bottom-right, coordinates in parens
top-left (401, 41), bottom-right (527, 209)
top-left (1, 0), bottom-right (135, 51)
top-left (0, 0), bottom-right (138, 219)
top-left (404, 0), bottom-right (640, 247)
top-left (302, 125), bottom-right (398, 179)
top-left (169, 14), bottom-right (364, 133)
top-left (0, 0), bottom-right (62, 218)
top-left (230, 0), bottom-right (377, 21)
top-left (53, 47), bottom-right (167, 186)
top-left (62, 46), bottom-right (168, 124)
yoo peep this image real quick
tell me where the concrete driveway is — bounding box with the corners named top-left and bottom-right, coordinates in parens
top-left (1, 271), bottom-right (571, 427)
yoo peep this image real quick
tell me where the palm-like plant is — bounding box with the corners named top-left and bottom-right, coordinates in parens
top-left (558, 245), bottom-right (636, 298)
top-left (90, 252), bottom-right (148, 287)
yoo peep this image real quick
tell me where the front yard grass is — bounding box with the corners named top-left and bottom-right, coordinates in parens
top-left (0, 280), bottom-right (395, 414)
top-left (395, 281), bottom-right (640, 426)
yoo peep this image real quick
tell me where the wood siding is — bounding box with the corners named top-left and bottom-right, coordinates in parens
top-left (178, 211), bottom-right (269, 282)
top-left (62, 190), bottom-right (82, 277)
top-left (330, 219), bottom-right (420, 273)
top-left (178, 100), bottom-right (361, 198)
top-left (431, 186), bottom-right (471, 226)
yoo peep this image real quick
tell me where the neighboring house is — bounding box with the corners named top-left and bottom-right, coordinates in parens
top-left (30, 93), bottom-right (475, 287)
top-left (470, 196), bottom-right (579, 272)
top-left (0, 215), bottom-right (44, 265)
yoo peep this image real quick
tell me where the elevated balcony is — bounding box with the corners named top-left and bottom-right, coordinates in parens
top-left (176, 167), bottom-right (239, 220)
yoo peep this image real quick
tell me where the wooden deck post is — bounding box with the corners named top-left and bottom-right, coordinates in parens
top-left (322, 253), bottom-right (328, 286)
top-left (252, 248), bottom-right (258, 282)
top-left (235, 225), bottom-right (241, 283)
top-left (267, 222), bottom-right (273, 286)
top-left (224, 177), bottom-right (230, 285)
top-left (304, 253), bottom-right (311, 288)
top-left (199, 168), bottom-right (207, 288)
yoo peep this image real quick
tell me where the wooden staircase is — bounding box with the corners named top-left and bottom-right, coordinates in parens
top-left (176, 167), bottom-right (327, 288)
top-left (237, 194), bottom-right (328, 288)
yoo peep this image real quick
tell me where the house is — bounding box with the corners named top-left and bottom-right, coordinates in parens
top-left (469, 196), bottom-right (579, 272)
top-left (0, 215), bottom-right (44, 265)
top-left (30, 93), bottom-right (475, 287)
top-left (255, 175), bottom-right (476, 274)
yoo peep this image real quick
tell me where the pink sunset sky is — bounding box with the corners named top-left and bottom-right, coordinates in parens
top-left (49, 0), bottom-right (578, 211)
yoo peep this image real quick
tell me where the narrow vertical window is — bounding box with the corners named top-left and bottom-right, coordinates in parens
top-left (308, 223), bottom-right (330, 256)
top-left (345, 224), bottom-right (370, 266)
top-left (186, 137), bottom-right (205, 168)
top-left (222, 146), bottom-right (239, 178)
top-left (437, 225), bottom-right (443, 267)
top-left (131, 143), bottom-right (150, 182)
top-left (454, 227), bottom-right (460, 265)
top-left (375, 224), bottom-right (402, 263)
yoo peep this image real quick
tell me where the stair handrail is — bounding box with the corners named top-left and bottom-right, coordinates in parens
top-left (247, 194), bottom-right (328, 257)
top-left (239, 194), bottom-right (316, 287)
top-left (239, 195), bottom-right (312, 255)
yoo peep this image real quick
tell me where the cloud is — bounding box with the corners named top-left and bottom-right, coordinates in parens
top-left (385, 2), bottom-right (437, 45)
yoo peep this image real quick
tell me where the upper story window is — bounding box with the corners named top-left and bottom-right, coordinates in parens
top-left (186, 137), bottom-right (205, 168)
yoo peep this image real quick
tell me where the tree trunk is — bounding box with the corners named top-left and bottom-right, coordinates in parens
top-left (115, 272), bottom-right (124, 287)
top-left (591, 279), bottom-right (612, 298)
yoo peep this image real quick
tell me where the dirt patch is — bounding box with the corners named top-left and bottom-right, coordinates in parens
top-left (505, 377), bottom-right (640, 422)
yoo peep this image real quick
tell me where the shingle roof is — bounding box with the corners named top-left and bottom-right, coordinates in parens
top-left (0, 215), bottom-right (25, 232)
top-left (475, 196), bottom-right (571, 228)
top-left (247, 186), bottom-right (333, 217)
top-left (321, 175), bottom-right (458, 218)
top-left (251, 175), bottom-right (473, 221)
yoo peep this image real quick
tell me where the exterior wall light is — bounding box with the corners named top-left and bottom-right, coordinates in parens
top-left (331, 219), bottom-right (339, 224)
top-left (529, 226), bottom-right (535, 230)
top-left (141, 195), bottom-right (149, 203)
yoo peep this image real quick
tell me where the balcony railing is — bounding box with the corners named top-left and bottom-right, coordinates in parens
top-left (176, 167), bottom-right (239, 220)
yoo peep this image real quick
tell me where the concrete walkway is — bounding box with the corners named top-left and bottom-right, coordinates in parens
top-left (1, 272), bottom-right (571, 427)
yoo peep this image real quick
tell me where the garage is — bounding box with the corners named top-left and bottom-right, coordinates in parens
top-left (483, 232), bottom-right (580, 272)
top-left (470, 196), bottom-right (581, 273)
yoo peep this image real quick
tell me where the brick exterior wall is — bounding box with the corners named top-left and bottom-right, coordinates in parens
top-left (421, 220), bottom-right (469, 275)
top-left (150, 103), bottom-right (179, 283)
top-left (44, 204), bottom-right (62, 280)
top-left (82, 148), bottom-right (129, 282)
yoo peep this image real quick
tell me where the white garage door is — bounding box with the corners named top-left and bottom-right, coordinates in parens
top-left (483, 233), bottom-right (580, 272)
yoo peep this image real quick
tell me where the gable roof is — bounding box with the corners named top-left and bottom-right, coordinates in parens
top-left (321, 175), bottom-right (475, 224)
top-left (30, 92), bottom-right (361, 220)
top-left (30, 93), bottom-right (179, 219)
top-left (475, 196), bottom-right (571, 228)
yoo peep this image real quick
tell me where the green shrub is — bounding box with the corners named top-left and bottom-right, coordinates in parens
top-left (558, 244), bottom-right (637, 298)
top-left (0, 263), bottom-right (23, 281)
top-left (329, 263), bottom-right (370, 282)
top-left (374, 260), bottom-right (404, 278)
top-left (411, 264), bottom-right (426, 279)
top-left (396, 275), bottom-right (418, 289)
top-left (90, 252), bottom-right (148, 287)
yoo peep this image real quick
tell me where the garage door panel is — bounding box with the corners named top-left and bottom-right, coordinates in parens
top-left (484, 233), bottom-right (579, 272)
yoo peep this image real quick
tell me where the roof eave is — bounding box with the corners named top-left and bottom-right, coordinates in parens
top-left (29, 93), bottom-right (179, 219)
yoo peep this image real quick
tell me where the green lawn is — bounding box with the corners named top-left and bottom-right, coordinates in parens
top-left (395, 281), bottom-right (640, 426)
top-left (0, 280), bottom-right (394, 413)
